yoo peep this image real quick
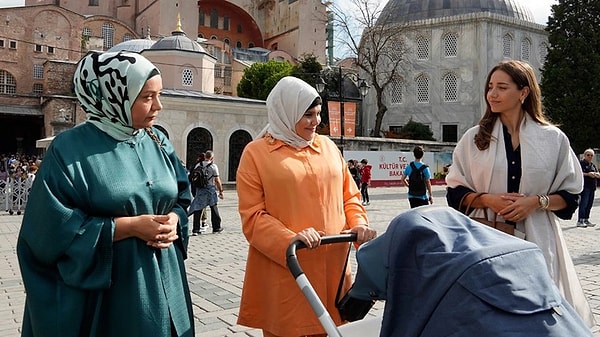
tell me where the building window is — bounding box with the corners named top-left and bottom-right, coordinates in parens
top-left (182, 68), bottom-right (193, 86)
top-left (224, 38), bottom-right (230, 45)
top-left (442, 124), bottom-right (458, 142)
top-left (224, 66), bottom-right (232, 86)
top-left (123, 34), bottom-right (133, 42)
top-left (442, 72), bottom-right (458, 102)
top-left (249, 42), bottom-right (255, 48)
top-left (521, 38), bottom-right (531, 61)
top-left (236, 41), bottom-right (242, 48)
top-left (0, 39), bottom-right (4, 48)
top-left (199, 12), bottom-right (205, 26)
top-left (416, 36), bottom-right (430, 60)
top-left (223, 16), bottom-right (230, 30)
top-left (539, 42), bottom-right (548, 63)
top-left (33, 64), bottom-right (44, 79)
top-left (443, 33), bottom-right (458, 57)
top-left (503, 33), bottom-right (513, 58)
top-left (47, 46), bottom-right (54, 54)
top-left (390, 78), bottom-right (404, 104)
top-left (35, 44), bottom-right (43, 52)
top-left (215, 66), bottom-right (222, 78)
top-left (0, 70), bottom-right (16, 94)
top-left (237, 24), bottom-right (242, 33)
top-left (83, 27), bottom-right (92, 36)
top-left (210, 9), bottom-right (218, 29)
top-left (9, 40), bottom-right (17, 49)
top-left (416, 74), bottom-right (430, 103)
top-left (33, 83), bottom-right (43, 95)
top-left (389, 125), bottom-right (403, 134)
top-left (102, 23), bottom-right (115, 50)
top-left (89, 0), bottom-right (99, 5)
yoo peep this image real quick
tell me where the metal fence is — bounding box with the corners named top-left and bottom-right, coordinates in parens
top-left (0, 178), bottom-right (33, 215)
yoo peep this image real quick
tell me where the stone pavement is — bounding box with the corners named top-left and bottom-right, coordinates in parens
top-left (1, 185), bottom-right (600, 336)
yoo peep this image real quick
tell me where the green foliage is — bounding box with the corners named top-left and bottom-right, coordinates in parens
top-left (290, 53), bottom-right (323, 86)
top-left (541, 0), bottom-right (600, 154)
top-left (396, 119), bottom-right (436, 141)
top-left (237, 60), bottom-right (294, 100)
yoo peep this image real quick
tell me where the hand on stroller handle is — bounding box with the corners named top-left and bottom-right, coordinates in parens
top-left (286, 233), bottom-right (357, 278)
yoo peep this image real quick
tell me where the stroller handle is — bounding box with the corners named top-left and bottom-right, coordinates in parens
top-left (286, 233), bottom-right (357, 278)
top-left (286, 233), bottom-right (358, 337)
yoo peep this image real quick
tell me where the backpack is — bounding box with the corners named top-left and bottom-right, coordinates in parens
top-left (408, 162), bottom-right (428, 196)
top-left (189, 162), bottom-right (212, 190)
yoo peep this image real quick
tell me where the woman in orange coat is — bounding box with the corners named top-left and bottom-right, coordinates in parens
top-left (236, 76), bottom-right (376, 337)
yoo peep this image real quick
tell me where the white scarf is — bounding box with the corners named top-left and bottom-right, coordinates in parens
top-left (258, 76), bottom-right (320, 149)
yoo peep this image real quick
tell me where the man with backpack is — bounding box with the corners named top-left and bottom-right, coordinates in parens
top-left (188, 150), bottom-right (225, 235)
top-left (402, 145), bottom-right (433, 208)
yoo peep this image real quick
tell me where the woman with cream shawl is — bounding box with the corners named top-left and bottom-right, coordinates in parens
top-left (17, 51), bottom-right (194, 337)
top-left (236, 76), bottom-right (376, 337)
top-left (446, 60), bottom-right (595, 327)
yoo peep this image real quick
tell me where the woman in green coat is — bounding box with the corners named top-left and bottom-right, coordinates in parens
top-left (17, 51), bottom-right (194, 337)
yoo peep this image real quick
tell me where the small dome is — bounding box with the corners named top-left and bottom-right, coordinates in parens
top-left (380, 0), bottom-right (535, 24)
top-left (150, 31), bottom-right (206, 53)
top-left (106, 39), bottom-right (155, 53)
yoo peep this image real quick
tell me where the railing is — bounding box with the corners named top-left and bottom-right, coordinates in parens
top-left (0, 177), bottom-right (33, 215)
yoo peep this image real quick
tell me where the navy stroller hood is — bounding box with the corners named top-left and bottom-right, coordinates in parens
top-left (351, 206), bottom-right (592, 337)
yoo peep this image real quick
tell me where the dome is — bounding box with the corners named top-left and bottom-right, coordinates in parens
top-left (379, 0), bottom-right (535, 24)
top-left (150, 30), bottom-right (206, 53)
top-left (106, 39), bottom-right (155, 53)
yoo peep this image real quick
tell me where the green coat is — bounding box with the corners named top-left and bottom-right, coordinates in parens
top-left (17, 123), bottom-right (194, 337)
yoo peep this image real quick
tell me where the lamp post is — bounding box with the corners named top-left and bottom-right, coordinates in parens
top-left (315, 67), bottom-right (369, 155)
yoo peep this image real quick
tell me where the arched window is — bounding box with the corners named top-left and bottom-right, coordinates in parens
top-left (123, 34), bottom-right (133, 42)
top-left (416, 36), bottom-right (430, 60)
top-left (182, 68), bottom-right (193, 86)
top-left (538, 42), bottom-right (548, 63)
top-left (503, 33), bottom-right (513, 58)
top-left (521, 38), bottom-right (531, 61)
top-left (443, 72), bottom-right (458, 102)
top-left (390, 78), bottom-right (404, 104)
top-left (443, 33), bottom-right (458, 57)
top-left (82, 27), bottom-right (92, 36)
top-left (102, 23), bottom-right (115, 50)
top-left (416, 74), bottom-right (430, 103)
top-left (0, 70), bottom-right (17, 94)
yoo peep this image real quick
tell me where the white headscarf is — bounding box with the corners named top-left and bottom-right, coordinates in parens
top-left (258, 76), bottom-right (321, 149)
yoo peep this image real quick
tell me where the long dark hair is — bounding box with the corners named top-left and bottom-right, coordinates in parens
top-left (474, 60), bottom-right (550, 150)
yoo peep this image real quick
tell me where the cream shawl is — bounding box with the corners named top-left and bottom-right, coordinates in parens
top-left (446, 114), bottom-right (594, 327)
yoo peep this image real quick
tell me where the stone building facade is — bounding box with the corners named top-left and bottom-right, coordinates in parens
top-left (361, 0), bottom-right (548, 143)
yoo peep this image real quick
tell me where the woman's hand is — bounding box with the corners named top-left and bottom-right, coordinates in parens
top-left (290, 227), bottom-right (325, 249)
top-left (342, 224), bottom-right (377, 245)
top-left (114, 212), bottom-right (179, 249)
top-left (498, 194), bottom-right (538, 222)
top-left (147, 212), bottom-right (179, 249)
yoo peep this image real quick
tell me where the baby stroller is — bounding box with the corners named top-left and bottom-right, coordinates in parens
top-left (287, 206), bottom-right (593, 337)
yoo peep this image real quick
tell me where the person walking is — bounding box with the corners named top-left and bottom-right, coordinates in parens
top-left (188, 153), bottom-right (209, 234)
top-left (348, 159), bottom-right (361, 188)
top-left (445, 60), bottom-right (595, 327)
top-left (359, 158), bottom-right (372, 205)
top-left (16, 51), bottom-right (195, 337)
top-left (402, 145), bottom-right (433, 208)
top-left (188, 150), bottom-right (224, 234)
top-left (577, 148), bottom-right (599, 228)
top-left (236, 76), bottom-right (376, 337)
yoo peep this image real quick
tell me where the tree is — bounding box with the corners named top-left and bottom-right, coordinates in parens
top-left (397, 119), bottom-right (436, 141)
top-left (290, 54), bottom-right (330, 129)
top-left (330, 0), bottom-right (411, 138)
top-left (237, 60), bottom-right (294, 100)
top-left (541, 0), bottom-right (600, 154)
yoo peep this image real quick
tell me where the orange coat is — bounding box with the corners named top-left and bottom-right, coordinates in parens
top-left (236, 134), bottom-right (368, 336)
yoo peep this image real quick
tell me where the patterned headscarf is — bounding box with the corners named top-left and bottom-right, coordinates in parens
top-left (73, 51), bottom-right (160, 141)
top-left (258, 76), bottom-right (321, 149)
